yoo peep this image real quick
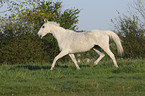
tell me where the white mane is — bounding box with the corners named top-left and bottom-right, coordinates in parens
top-left (50, 21), bottom-right (60, 26)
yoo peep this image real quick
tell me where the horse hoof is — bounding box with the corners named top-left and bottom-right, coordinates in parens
top-left (93, 64), bottom-right (97, 67)
top-left (115, 65), bottom-right (119, 68)
top-left (77, 68), bottom-right (80, 70)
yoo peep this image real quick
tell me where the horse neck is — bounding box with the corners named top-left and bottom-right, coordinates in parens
top-left (50, 25), bottom-right (67, 42)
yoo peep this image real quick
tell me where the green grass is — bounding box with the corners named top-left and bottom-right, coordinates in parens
top-left (0, 59), bottom-right (145, 96)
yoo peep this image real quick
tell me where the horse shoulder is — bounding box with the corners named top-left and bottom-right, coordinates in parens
top-left (58, 31), bottom-right (74, 50)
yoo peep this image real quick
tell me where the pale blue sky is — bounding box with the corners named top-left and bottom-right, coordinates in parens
top-left (61, 0), bottom-right (134, 31)
top-left (1, 0), bottom-right (134, 31)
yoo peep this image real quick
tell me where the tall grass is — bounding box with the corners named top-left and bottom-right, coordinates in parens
top-left (0, 59), bottom-right (145, 96)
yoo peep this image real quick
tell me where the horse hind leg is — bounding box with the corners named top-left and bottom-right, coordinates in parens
top-left (102, 46), bottom-right (118, 68)
top-left (93, 48), bottom-right (105, 67)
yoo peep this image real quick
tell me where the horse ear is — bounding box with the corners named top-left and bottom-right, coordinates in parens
top-left (44, 19), bottom-right (48, 23)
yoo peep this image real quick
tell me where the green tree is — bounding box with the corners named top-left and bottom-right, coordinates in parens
top-left (0, 0), bottom-right (80, 64)
top-left (113, 15), bottom-right (145, 58)
top-left (112, 0), bottom-right (145, 58)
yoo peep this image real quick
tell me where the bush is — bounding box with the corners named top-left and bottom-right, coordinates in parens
top-left (0, 1), bottom-right (80, 64)
top-left (113, 15), bottom-right (145, 58)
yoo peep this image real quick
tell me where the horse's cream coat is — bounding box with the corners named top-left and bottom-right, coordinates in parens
top-left (38, 20), bottom-right (123, 70)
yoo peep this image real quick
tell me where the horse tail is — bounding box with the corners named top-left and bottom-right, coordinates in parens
top-left (104, 31), bottom-right (124, 56)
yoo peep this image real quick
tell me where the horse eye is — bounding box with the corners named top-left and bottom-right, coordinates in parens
top-left (42, 26), bottom-right (45, 28)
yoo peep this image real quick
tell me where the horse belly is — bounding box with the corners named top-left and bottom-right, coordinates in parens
top-left (69, 39), bottom-right (94, 53)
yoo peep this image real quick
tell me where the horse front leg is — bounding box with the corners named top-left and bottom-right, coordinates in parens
top-left (50, 50), bottom-right (68, 70)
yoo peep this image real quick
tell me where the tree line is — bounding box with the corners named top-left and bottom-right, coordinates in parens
top-left (0, 0), bottom-right (144, 64)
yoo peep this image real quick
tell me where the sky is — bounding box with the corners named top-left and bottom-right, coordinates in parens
top-left (1, 0), bottom-right (134, 31)
top-left (61, 0), bottom-right (134, 31)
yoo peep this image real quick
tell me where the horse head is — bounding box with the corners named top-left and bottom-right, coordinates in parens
top-left (37, 19), bottom-right (51, 39)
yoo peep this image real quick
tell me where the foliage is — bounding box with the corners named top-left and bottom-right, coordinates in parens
top-left (133, 0), bottom-right (145, 21)
top-left (113, 15), bottom-right (145, 58)
top-left (112, 0), bottom-right (145, 58)
top-left (0, 59), bottom-right (145, 95)
top-left (0, 0), bottom-right (80, 64)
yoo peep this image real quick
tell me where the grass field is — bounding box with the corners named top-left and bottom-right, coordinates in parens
top-left (0, 59), bottom-right (145, 96)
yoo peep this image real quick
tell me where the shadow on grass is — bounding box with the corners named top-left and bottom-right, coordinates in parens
top-left (9, 64), bottom-right (71, 70)
top-left (9, 65), bottom-right (50, 70)
top-left (79, 65), bottom-right (90, 68)
top-left (9, 63), bottom-right (91, 71)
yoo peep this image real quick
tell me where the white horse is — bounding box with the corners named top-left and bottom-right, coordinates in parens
top-left (38, 20), bottom-right (123, 70)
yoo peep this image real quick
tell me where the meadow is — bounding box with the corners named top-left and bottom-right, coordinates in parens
top-left (0, 59), bottom-right (145, 96)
